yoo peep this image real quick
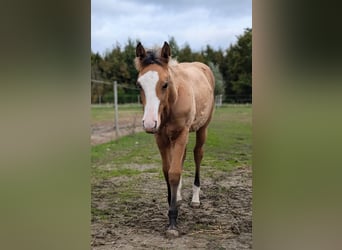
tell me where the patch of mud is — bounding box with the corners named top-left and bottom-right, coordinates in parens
top-left (91, 166), bottom-right (252, 249)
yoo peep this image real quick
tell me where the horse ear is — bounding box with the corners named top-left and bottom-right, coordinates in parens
top-left (136, 42), bottom-right (146, 59)
top-left (161, 41), bottom-right (171, 62)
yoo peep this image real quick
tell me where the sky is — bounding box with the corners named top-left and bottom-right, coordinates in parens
top-left (91, 0), bottom-right (252, 54)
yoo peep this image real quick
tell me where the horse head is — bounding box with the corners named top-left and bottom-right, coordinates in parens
top-left (135, 42), bottom-right (176, 133)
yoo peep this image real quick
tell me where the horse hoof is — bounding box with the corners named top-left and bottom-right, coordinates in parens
top-left (166, 229), bottom-right (179, 238)
top-left (191, 202), bottom-right (200, 208)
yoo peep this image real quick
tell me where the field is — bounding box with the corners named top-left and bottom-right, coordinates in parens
top-left (91, 104), bottom-right (144, 145)
top-left (91, 104), bottom-right (252, 249)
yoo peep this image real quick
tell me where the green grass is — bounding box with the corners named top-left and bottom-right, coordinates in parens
top-left (91, 132), bottom-right (159, 166)
top-left (91, 104), bottom-right (251, 179)
top-left (93, 168), bottom-right (141, 179)
top-left (91, 106), bottom-right (114, 123)
top-left (91, 104), bottom-right (141, 123)
top-left (91, 207), bottom-right (111, 220)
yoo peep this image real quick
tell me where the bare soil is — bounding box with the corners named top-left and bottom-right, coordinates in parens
top-left (91, 165), bottom-right (252, 249)
top-left (91, 120), bottom-right (252, 249)
top-left (91, 117), bottom-right (143, 146)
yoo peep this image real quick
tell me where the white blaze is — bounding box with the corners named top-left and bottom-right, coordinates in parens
top-left (138, 71), bottom-right (160, 131)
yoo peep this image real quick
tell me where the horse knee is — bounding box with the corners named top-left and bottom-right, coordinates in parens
top-left (168, 171), bottom-right (181, 186)
top-left (194, 146), bottom-right (203, 157)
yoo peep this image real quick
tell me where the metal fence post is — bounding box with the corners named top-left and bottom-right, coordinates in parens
top-left (114, 81), bottom-right (119, 137)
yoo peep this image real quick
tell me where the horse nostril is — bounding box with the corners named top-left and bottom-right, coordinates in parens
top-left (142, 120), bottom-right (157, 131)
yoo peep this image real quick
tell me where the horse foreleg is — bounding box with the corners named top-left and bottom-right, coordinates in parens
top-left (167, 167), bottom-right (181, 235)
top-left (166, 130), bottom-right (188, 237)
top-left (176, 175), bottom-right (182, 203)
top-left (167, 181), bottom-right (179, 237)
top-left (156, 135), bottom-right (171, 205)
top-left (192, 126), bottom-right (207, 207)
top-left (176, 147), bottom-right (186, 203)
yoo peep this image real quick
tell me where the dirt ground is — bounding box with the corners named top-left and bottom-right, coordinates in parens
top-left (91, 122), bottom-right (252, 249)
top-left (91, 117), bottom-right (143, 146)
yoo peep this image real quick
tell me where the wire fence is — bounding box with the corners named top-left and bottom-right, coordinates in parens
top-left (91, 80), bottom-right (251, 105)
top-left (91, 79), bottom-right (251, 139)
top-left (91, 79), bottom-right (140, 105)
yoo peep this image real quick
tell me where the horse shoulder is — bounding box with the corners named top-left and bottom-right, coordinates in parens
top-left (164, 83), bottom-right (195, 132)
top-left (169, 93), bottom-right (195, 128)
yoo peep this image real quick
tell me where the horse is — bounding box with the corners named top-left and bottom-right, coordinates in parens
top-left (134, 41), bottom-right (215, 237)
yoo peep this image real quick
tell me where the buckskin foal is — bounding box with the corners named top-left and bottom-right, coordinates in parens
top-left (134, 41), bottom-right (215, 237)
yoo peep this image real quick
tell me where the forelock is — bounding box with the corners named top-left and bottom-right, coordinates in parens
top-left (135, 47), bottom-right (171, 71)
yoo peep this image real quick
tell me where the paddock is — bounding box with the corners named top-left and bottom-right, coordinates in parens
top-left (91, 104), bottom-right (252, 249)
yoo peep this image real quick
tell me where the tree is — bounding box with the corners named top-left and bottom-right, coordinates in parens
top-left (202, 45), bottom-right (224, 66)
top-left (90, 30), bottom-right (252, 104)
top-left (91, 52), bottom-right (103, 80)
top-left (223, 28), bottom-right (252, 102)
top-left (178, 43), bottom-right (193, 62)
top-left (208, 62), bottom-right (225, 96)
top-left (123, 38), bottom-right (138, 86)
top-left (91, 52), bottom-right (106, 103)
top-left (168, 36), bottom-right (180, 59)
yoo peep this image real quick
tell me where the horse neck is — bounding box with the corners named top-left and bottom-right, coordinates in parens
top-left (167, 67), bottom-right (178, 105)
top-left (158, 67), bottom-right (178, 126)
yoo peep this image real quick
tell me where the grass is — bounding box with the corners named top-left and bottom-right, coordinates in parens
top-left (93, 168), bottom-right (141, 179)
top-left (182, 105), bottom-right (252, 178)
top-left (91, 104), bottom-right (251, 224)
top-left (91, 104), bottom-right (251, 180)
top-left (91, 103), bottom-right (142, 123)
top-left (91, 207), bottom-right (111, 220)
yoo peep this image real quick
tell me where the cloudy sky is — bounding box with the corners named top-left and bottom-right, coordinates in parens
top-left (91, 0), bottom-right (252, 54)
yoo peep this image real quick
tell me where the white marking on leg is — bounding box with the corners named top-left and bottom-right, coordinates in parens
top-left (177, 176), bottom-right (182, 202)
top-left (192, 185), bottom-right (200, 204)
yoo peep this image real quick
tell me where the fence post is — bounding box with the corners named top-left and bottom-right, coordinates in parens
top-left (215, 94), bottom-right (222, 108)
top-left (114, 81), bottom-right (119, 137)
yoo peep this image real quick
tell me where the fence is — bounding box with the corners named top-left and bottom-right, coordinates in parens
top-left (91, 79), bottom-right (147, 137)
top-left (91, 80), bottom-right (140, 105)
top-left (91, 79), bottom-right (252, 138)
top-left (91, 80), bottom-right (119, 136)
top-left (224, 95), bottom-right (252, 104)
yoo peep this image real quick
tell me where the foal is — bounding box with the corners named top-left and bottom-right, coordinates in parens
top-left (135, 42), bottom-right (215, 237)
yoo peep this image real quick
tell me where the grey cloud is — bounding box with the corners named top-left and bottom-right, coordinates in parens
top-left (91, 0), bottom-right (251, 53)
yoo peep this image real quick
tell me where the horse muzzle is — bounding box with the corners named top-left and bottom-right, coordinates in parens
top-left (142, 120), bottom-right (158, 134)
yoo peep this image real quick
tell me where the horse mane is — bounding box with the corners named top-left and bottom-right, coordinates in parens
top-left (134, 46), bottom-right (178, 72)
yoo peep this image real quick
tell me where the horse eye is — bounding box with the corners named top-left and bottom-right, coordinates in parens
top-left (162, 82), bottom-right (168, 89)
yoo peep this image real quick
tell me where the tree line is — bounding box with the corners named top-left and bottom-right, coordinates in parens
top-left (91, 28), bottom-right (251, 104)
